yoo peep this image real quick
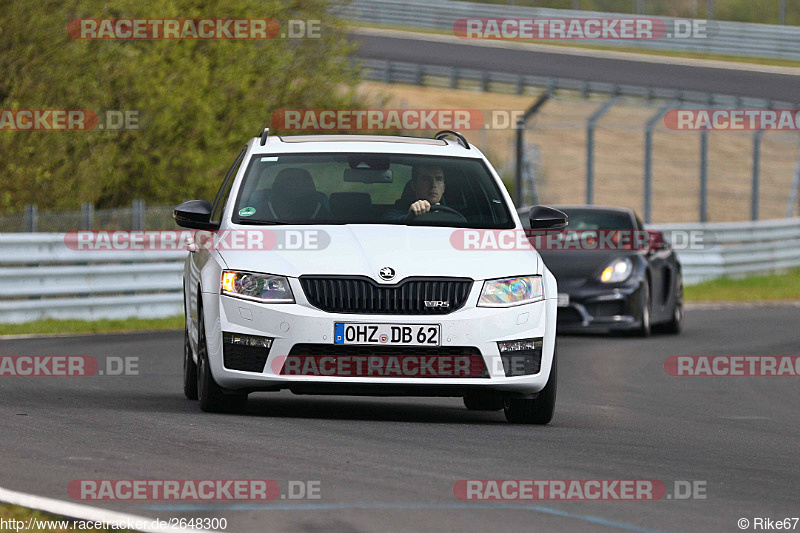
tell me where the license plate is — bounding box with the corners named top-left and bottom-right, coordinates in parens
top-left (334, 323), bottom-right (440, 346)
top-left (557, 293), bottom-right (570, 307)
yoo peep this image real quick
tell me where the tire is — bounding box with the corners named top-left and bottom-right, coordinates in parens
top-left (635, 280), bottom-right (652, 337)
top-left (659, 275), bottom-right (684, 335)
top-left (463, 390), bottom-right (504, 411)
top-left (503, 346), bottom-right (557, 425)
top-left (196, 305), bottom-right (248, 414)
top-left (183, 325), bottom-right (198, 400)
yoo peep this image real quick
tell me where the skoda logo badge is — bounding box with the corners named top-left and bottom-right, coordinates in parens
top-left (379, 267), bottom-right (395, 281)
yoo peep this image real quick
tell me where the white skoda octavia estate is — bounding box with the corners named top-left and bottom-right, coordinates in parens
top-left (174, 130), bottom-right (566, 424)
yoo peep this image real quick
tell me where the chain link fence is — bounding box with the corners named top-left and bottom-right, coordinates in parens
top-left (0, 202), bottom-right (176, 233)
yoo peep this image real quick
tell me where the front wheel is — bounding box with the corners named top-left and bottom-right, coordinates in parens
top-left (183, 326), bottom-right (198, 400)
top-left (196, 306), bottom-right (248, 414)
top-left (658, 275), bottom-right (684, 335)
top-left (635, 281), bottom-right (652, 337)
top-left (503, 346), bottom-right (557, 425)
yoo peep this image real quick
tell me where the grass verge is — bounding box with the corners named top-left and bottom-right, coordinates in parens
top-left (0, 316), bottom-right (183, 337)
top-left (685, 268), bottom-right (800, 302)
top-left (0, 503), bottom-right (134, 532)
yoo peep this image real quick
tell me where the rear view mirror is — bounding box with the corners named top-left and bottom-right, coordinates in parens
top-left (529, 206), bottom-right (568, 230)
top-left (343, 168), bottom-right (394, 183)
top-left (173, 200), bottom-right (219, 230)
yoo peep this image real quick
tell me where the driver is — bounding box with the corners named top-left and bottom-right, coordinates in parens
top-left (407, 164), bottom-right (446, 217)
top-left (384, 165), bottom-right (447, 221)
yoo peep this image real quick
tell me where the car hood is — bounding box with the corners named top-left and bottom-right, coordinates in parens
top-left (538, 250), bottom-right (641, 282)
top-left (218, 225), bottom-right (539, 281)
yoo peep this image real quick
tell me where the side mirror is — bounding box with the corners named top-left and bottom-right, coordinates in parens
top-left (647, 230), bottom-right (665, 251)
top-left (173, 200), bottom-right (219, 230)
top-left (528, 206), bottom-right (568, 230)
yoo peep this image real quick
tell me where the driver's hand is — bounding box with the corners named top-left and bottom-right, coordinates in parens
top-left (409, 200), bottom-right (436, 216)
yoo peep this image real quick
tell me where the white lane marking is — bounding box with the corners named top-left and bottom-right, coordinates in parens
top-left (351, 27), bottom-right (800, 77)
top-left (0, 486), bottom-right (215, 533)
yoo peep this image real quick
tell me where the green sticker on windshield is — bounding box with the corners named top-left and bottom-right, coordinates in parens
top-left (238, 207), bottom-right (256, 217)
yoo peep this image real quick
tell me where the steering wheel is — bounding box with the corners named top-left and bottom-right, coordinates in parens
top-left (412, 204), bottom-right (468, 223)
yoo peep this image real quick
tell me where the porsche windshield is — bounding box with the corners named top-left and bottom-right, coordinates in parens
top-left (231, 153), bottom-right (514, 229)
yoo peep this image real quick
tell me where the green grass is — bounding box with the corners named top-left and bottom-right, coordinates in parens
top-left (0, 316), bottom-right (183, 336)
top-left (685, 268), bottom-right (800, 302)
top-left (0, 503), bottom-right (134, 532)
top-left (351, 22), bottom-right (800, 68)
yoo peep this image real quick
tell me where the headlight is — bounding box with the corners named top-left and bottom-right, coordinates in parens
top-left (221, 271), bottom-right (294, 303)
top-left (478, 276), bottom-right (543, 307)
top-left (600, 258), bottom-right (633, 283)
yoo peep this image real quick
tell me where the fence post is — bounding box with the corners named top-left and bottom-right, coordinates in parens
top-left (81, 202), bottom-right (94, 230)
top-left (586, 95), bottom-right (618, 205)
top-left (643, 102), bottom-right (674, 223)
top-left (515, 92), bottom-right (551, 206)
top-left (132, 199), bottom-right (145, 230)
top-left (700, 129), bottom-right (709, 222)
top-left (24, 205), bottom-right (38, 232)
top-left (751, 130), bottom-right (763, 221)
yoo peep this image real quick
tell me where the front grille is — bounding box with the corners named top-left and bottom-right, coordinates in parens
top-left (283, 344), bottom-right (488, 378)
top-left (299, 276), bottom-right (472, 315)
top-left (586, 301), bottom-right (626, 318)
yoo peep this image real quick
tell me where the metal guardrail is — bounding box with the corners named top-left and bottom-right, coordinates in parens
top-left (356, 57), bottom-right (793, 108)
top-left (337, 0), bottom-right (800, 61)
top-left (2, 219), bottom-right (799, 322)
top-left (649, 217), bottom-right (800, 285)
top-left (0, 234), bottom-right (185, 324)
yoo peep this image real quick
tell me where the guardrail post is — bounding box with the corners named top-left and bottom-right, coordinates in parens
top-left (384, 61), bottom-right (393, 84)
top-left (81, 202), bottom-right (94, 230)
top-left (586, 95), bottom-right (618, 205)
top-left (23, 205), bottom-right (37, 232)
top-left (700, 129), bottom-right (709, 222)
top-left (751, 130), bottom-right (763, 221)
top-left (515, 92), bottom-right (551, 206)
top-left (450, 68), bottom-right (458, 89)
top-left (480, 70), bottom-right (489, 92)
top-left (415, 64), bottom-right (423, 86)
top-left (515, 75), bottom-right (523, 95)
top-left (643, 102), bottom-right (674, 223)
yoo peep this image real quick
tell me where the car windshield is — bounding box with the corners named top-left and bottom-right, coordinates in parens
top-left (230, 153), bottom-right (514, 228)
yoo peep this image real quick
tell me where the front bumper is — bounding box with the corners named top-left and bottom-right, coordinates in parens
top-left (555, 278), bottom-right (645, 333)
top-left (200, 279), bottom-right (557, 395)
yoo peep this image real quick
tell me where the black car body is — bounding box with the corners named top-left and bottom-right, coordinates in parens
top-left (519, 206), bottom-right (684, 336)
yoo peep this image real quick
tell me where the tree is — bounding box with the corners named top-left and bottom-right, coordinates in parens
top-left (0, 0), bottom-right (361, 211)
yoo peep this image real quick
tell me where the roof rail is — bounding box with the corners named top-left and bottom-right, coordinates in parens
top-left (259, 127), bottom-right (269, 146)
top-left (434, 130), bottom-right (470, 150)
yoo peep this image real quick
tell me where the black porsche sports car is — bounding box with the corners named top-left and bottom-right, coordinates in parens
top-left (520, 205), bottom-right (684, 336)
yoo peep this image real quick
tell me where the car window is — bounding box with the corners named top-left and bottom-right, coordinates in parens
top-left (210, 148), bottom-right (246, 223)
top-left (230, 153), bottom-right (514, 229)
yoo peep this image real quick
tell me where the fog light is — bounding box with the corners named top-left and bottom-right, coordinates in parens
top-left (496, 337), bottom-right (543, 377)
top-left (223, 333), bottom-right (273, 349)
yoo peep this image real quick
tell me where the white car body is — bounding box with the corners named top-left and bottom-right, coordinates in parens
top-left (182, 133), bottom-right (558, 414)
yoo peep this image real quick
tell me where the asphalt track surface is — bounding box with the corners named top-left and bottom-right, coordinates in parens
top-left (2, 305), bottom-right (799, 532)
top-left (349, 30), bottom-right (800, 102)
